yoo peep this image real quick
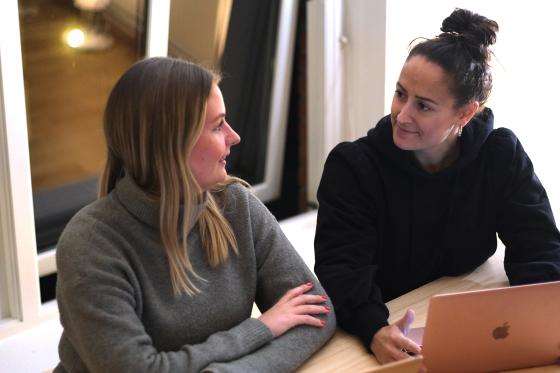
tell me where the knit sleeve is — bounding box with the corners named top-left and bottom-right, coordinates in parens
top-left (203, 187), bottom-right (336, 373)
top-left (491, 129), bottom-right (560, 284)
top-left (55, 219), bottom-right (274, 373)
top-left (314, 142), bottom-right (390, 349)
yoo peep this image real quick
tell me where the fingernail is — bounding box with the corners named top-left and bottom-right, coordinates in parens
top-left (321, 295), bottom-right (328, 300)
top-left (320, 320), bottom-right (326, 326)
top-left (306, 282), bottom-right (313, 287)
top-left (324, 306), bottom-right (331, 311)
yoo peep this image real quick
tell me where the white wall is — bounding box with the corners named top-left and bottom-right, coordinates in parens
top-left (385, 1), bottom-right (560, 219)
top-left (306, 0), bottom-right (387, 204)
top-left (342, 0), bottom-right (386, 141)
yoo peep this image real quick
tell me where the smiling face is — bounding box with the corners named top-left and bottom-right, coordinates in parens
top-left (391, 55), bottom-right (477, 171)
top-left (189, 84), bottom-right (240, 191)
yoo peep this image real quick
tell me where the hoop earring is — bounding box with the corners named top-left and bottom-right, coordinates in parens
top-left (458, 126), bottom-right (463, 137)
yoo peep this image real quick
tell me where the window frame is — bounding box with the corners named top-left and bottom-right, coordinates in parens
top-left (250, 0), bottom-right (299, 202)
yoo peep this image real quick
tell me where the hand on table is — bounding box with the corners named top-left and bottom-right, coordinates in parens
top-left (370, 309), bottom-right (422, 364)
top-left (258, 282), bottom-right (330, 337)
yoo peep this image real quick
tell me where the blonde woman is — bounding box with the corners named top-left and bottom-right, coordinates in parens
top-left (54, 57), bottom-right (335, 373)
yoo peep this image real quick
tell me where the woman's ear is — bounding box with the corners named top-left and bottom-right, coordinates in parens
top-left (459, 101), bottom-right (480, 126)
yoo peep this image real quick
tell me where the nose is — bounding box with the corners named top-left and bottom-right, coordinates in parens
top-left (395, 101), bottom-right (413, 124)
top-left (226, 123), bottom-right (241, 146)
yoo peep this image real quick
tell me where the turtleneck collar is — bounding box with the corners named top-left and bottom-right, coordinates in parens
top-left (113, 174), bottom-right (208, 231)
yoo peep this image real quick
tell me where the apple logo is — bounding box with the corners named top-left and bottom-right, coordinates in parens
top-left (492, 322), bottom-right (510, 340)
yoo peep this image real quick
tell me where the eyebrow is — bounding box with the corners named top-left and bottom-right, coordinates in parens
top-left (396, 82), bottom-right (439, 106)
top-left (211, 113), bottom-right (226, 122)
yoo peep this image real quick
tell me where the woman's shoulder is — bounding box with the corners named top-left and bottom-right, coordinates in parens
top-left (218, 180), bottom-right (252, 207)
top-left (322, 139), bottom-right (375, 182)
top-left (484, 127), bottom-right (526, 161)
top-left (64, 192), bottom-right (130, 232)
top-left (479, 128), bottom-right (536, 187)
top-left (217, 180), bottom-right (263, 218)
top-left (56, 196), bottom-right (130, 277)
top-left (488, 127), bottom-right (518, 143)
top-left (327, 141), bottom-right (356, 162)
top-left (321, 133), bottom-right (385, 189)
top-left (59, 197), bottom-right (113, 241)
top-left (327, 117), bottom-right (392, 168)
top-left (222, 179), bottom-right (250, 197)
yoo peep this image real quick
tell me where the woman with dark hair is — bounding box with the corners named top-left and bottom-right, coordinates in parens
top-left (54, 57), bottom-right (335, 372)
top-left (314, 8), bottom-right (560, 364)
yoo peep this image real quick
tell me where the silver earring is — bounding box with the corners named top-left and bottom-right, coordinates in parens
top-left (458, 126), bottom-right (463, 137)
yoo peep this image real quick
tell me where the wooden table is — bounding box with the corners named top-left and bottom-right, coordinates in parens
top-left (297, 246), bottom-right (559, 372)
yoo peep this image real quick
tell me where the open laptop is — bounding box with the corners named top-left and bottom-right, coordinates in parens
top-left (408, 280), bottom-right (560, 373)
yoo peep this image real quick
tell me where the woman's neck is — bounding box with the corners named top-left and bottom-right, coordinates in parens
top-left (414, 138), bottom-right (460, 174)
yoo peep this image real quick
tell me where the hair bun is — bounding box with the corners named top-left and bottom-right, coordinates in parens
top-left (440, 8), bottom-right (498, 48)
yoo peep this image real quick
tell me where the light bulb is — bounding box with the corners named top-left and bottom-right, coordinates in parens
top-left (66, 29), bottom-right (85, 48)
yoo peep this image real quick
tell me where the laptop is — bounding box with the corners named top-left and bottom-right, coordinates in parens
top-left (408, 280), bottom-right (560, 373)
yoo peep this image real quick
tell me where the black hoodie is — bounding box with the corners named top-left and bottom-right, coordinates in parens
top-left (314, 108), bottom-right (560, 348)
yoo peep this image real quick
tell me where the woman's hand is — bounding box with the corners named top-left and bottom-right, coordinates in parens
top-left (258, 282), bottom-right (330, 337)
top-left (370, 309), bottom-right (422, 364)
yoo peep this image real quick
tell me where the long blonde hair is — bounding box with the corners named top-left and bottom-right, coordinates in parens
top-left (100, 57), bottom-right (239, 295)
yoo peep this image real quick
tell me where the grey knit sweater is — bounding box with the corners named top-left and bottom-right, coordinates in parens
top-left (54, 176), bottom-right (335, 373)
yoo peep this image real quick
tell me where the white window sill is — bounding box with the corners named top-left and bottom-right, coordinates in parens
top-left (0, 317), bottom-right (62, 373)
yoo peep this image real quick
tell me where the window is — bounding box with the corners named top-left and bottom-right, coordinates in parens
top-left (1, 0), bottom-right (298, 339)
top-left (21, 0), bottom-right (150, 303)
top-left (0, 0), bottom-right (170, 338)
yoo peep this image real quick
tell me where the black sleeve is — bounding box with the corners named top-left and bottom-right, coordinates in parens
top-left (493, 129), bottom-right (560, 284)
top-left (314, 142), bottom-right (389, 349)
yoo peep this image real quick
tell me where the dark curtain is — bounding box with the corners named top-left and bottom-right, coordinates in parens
top-left (220, 0), bottom-right (280, 184)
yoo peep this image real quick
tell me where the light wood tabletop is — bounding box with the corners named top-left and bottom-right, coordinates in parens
top-left (297, 245), bottom-right (559, 372)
